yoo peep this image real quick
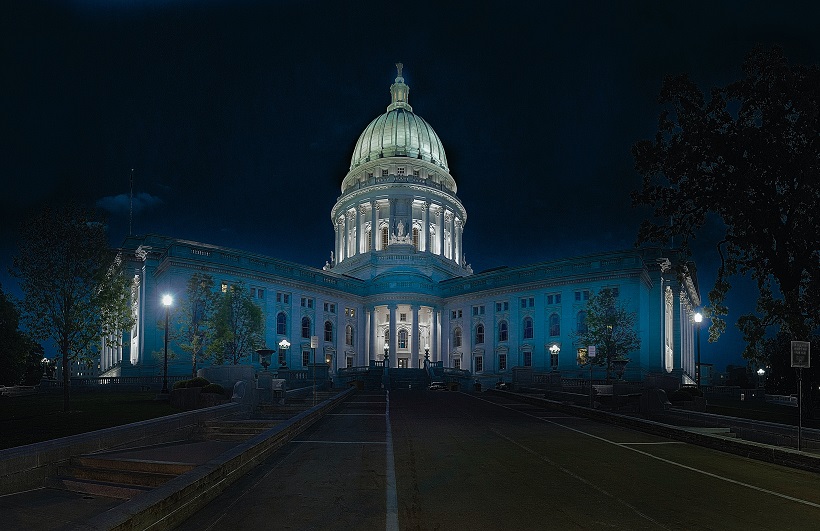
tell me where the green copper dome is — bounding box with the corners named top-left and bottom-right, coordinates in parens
top-left (349, 64), bottom-right (449, 172)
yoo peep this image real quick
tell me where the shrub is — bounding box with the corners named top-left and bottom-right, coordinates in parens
top-left (187, 377), bottom-right (210, 388)
top-left (173, 380), bottom-right (188, 389)
top-left (202, 383), bottom-right (225, 395)
top-left (669, 389), bottom-right (693, 402)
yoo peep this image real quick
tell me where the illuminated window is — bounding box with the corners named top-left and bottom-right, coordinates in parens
top-left (398, 329), bottom-right (408, 349)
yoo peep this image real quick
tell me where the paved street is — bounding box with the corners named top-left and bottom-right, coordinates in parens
top-left (177, 390), bottom-right (820, 530)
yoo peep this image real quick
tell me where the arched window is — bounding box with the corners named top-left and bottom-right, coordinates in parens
top-left (301, 316), bottom-right (311, 339)
top-left (345, 324), bottom-right (354, 346)
top-left (549, 313), bottom-right (560, 336)
top-left (523, 317), bottom-right (533, 339)
top-left (498, 321), bottom-right (509, 342)
top-left (398, 329), bottom-right (408, 349)
top-left (453, 327), bottom-right (462, 347)
top-left (577, 311), bottom-right (588, 335)
top-left (276, 312), bottom-right (287, 335)
top-left (412, 227), bottom-right (419, 250)
top-left (381, 227), bottom-right (389, 249)
top-left (324, 321), bottom-right (333, 342)
top-left (475, 323), bottom-right (485, 344)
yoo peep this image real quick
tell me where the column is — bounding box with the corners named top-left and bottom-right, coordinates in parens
top-left (436, 207), bottom-right (444, 255)
top-left (371, 306), bottom-right (379, 362)
top-left (370, 202), bottom-right (378, 251)
top-left (431, 309), bottom-right (439, 363)
top-left (357, 205), bottom-right (366, 254)
top-left (454, 218), bottom-right (462, 265)
top-left (444, 212), bottom-right (453, 259)
top-left (389, 304), bottom-right (397, 368)
top-left (333, 223), bottom-right (340, 265)
top-left (365, 308), bottom-right (371, 362)
top-left (421, 202), bottom-right (429, 252)
top-left (411, 305), bottom-right (420, 367)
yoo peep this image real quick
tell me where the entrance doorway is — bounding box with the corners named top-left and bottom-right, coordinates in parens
top-left (398, 358), bottom-right (408, 368)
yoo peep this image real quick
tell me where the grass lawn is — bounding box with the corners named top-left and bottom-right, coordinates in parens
top-left (0, 391), bottom-right (177, 450)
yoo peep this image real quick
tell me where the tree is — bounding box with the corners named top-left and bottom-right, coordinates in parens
top-left (574, 288), bottom-right (641, 381)
top-left (12, 204), bottom-right (134, 411)
top-left (632, 46), bottom-right (820, 360)
top-left (209, 281), bottom-right (263, 365)
top-left (0, 283), bottom-right (34, 386)
top-left (175, 272), bottom-right (217, 377)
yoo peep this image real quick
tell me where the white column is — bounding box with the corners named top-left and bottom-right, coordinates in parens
top-left (444, 212), bottom-right (453, 259)
top-left (432, 309), bottom-right (439, 363)
top-left (334, 223), bottom-right (340, 265)
top-left (357, 205), bottom-right (365, 254)
top-left (371, 306), bottom-right (379, 362)
top-left (370, 202), bottom-right (378, 251)
top-left (436, 207), bottom-right (444, 255)
top-left (411, 305), bottom-right (420, 367)
top-left (365, 309), bottom-right (371, 362)
top-left (389, 304), bottom-right (397, 368)
top-left (454, 218), bottom-right (462, 264)
top-left (421, 202), bottom-right (429, 252)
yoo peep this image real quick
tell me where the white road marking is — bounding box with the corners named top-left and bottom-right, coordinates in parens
top-left (385, 390), bottom-right (399, 531)
top-left (476, 395), bottom-right (820, 510)
top-left (327, 413), bottom-right (386, 416)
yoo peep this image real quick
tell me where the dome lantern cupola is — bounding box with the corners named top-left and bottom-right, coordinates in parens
top-left (387, 62), bottom-right (412, 112)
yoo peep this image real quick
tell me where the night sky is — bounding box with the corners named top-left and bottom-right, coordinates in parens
top-left (3, 0), bottom-right (819, 369)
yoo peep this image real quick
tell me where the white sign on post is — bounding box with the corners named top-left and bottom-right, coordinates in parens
top-left (310, 336), bottom-right (319, 349)
top-left (791, 341), bottom-right (811, 368)
top-left (588, 346), bottom-right (596, 359)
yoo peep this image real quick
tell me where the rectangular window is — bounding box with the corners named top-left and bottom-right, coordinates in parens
top-left (524, 351), bottom-right (533, 367)
top-left (575, 290), bottom-right (590, 302)
top-left (381, 169), bottom-right (389, 177)
top-left (258, 288), bottom-right (264, 299)
top-left (250, 288), bottom-right (256, 298)
top-left (550, 350), bottom-right (559, 368)
top-left (499, 354), bottom-right (507, 371)
top-left (413, 170), bottom-right (420, 177)
top-left (520, 297), bottom-right (535, 308)
top-left (301, 297), bottom-right (314, 309)
top-left (277, 292), bottom-right (290, 304)
top-left (345, 307), bottom-right (356, 317)
top-left (495, 301), bottom-right (509, 312)
top-left (324, 302), bottom-right (336, 313)
top-left (453, 358), bottom-right (461, 369)
top-left (302, 351), bottom-right (310, 367)
top-left (451, 309), bottom-right (462, 319)
top-left (367, 172), bottom-right (374, 179)
top-left (400, 313), bottom-right (407, 322)
top-left (346, 356), bottom-right (353, 368)
top-left (475, 356), bottom-right (483, 372)
top-left (221, 282), bottom-right (228, 293)
top-left (472, 305), bottom-right (485, 316)
top-left (547, 293), bottom-right (562, 305)
top-left (397, 167), bottom-right (405, 175)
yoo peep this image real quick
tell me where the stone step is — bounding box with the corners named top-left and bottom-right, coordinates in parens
top-left (45, 476), bottom-right (152, 500)
top-left (685, 427), bottom-right (737, 438)
top-left (57, 464), bottom-right (176, 488)
top-left (73, 456), bottom-right (196, 475)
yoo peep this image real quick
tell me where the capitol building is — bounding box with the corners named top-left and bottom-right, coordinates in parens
top-left (104, 65), bottom-right (701, 386)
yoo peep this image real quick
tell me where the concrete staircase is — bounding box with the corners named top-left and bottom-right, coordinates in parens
top-left (388, 368), bottom-right (430, 390)
top-left (47, 455), bottom-right (195, 500)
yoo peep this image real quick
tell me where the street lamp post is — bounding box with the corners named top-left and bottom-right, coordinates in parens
top-left (161, 294), bottom-right (173, 394)
top-left (278, 338), bottom-right (290, 368)
top-left (757, 368), bottom-right (765, 390)
top-left (549, 344), bottom-right (560, 371)
top-left (694, 312), bottom-right (703, 389)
